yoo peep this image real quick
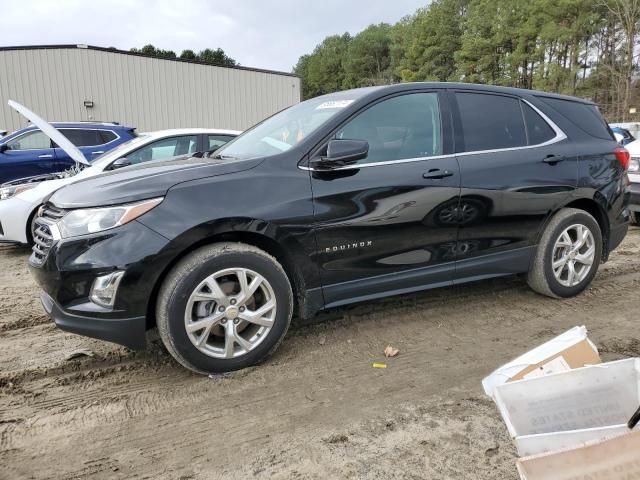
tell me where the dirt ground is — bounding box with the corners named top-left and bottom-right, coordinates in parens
top-left (1, 227), bottom-right (639, 480)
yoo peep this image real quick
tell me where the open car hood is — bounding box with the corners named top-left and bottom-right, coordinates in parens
top-left (7, 100), bottom-right (90, 165)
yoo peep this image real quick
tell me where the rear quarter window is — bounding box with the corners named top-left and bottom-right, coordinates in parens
top-left (539, 97), bottom-right (613, 140)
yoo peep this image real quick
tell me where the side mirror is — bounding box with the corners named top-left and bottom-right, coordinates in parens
top-left (111, 157), bottom-right (131, 169)
top-left (311, 139), bottom-right (369, 170)
top-left (0, 144), bottom-right (7, 153)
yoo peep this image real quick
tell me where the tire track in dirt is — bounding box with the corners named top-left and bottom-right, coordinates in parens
top-left (1, 228), bottom-right (639, 479)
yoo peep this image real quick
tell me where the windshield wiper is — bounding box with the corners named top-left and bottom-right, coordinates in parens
top-left (211, 153), bottom-right (238, 160)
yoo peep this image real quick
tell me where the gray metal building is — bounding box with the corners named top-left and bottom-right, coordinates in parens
top-left (0, 45), bottom-right (301, 133)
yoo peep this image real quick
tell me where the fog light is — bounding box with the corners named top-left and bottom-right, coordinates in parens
top-left (90, 271), bottom-right (125, 308)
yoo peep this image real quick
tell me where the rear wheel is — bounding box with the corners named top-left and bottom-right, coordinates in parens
top-left (528, 208), bottom-right (602, 298)
top-left (157, 243), bottom-right (293, 374)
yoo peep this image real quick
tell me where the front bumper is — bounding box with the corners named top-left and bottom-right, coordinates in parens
top-left (40, 291), bottom-right (147, 350)
top-left (29, 220), bottom-right (173, 350)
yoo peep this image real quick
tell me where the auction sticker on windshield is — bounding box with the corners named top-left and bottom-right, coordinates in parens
top-left (316, 100), bottom-right (354, 110)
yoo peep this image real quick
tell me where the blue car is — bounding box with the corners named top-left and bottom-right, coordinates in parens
top-left (0, 122), bottom-right (136, 184)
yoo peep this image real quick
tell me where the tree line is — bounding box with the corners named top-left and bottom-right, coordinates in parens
top-left (293, 0), bottom-right (640, 122)
top-left (129, 44), bottom-right (237, 67)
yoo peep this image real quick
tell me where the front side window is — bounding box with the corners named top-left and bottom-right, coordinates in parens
top-left (456, 93), bottom-right (527, 152)
top-left (126, 135), bottom-right (198, 165)
top-left (335, 92), bottom-right (442, 164)
top-left (6, 130), bottom-right (52, 150)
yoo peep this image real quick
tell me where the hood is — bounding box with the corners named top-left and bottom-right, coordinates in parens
top-left (49, 155), bottom-right (264, 208)
top-left (7, 100), bottom-right (89, 165)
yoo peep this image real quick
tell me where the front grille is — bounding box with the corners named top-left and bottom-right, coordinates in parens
top-left (30, 204), bottom-right (65, 266)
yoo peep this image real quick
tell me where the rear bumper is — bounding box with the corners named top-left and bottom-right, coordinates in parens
top-left (40, 291), bottom-right (147, 350)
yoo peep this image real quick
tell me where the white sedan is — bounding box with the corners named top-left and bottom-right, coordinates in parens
top-left (0, 127), bottom-right (240, 245)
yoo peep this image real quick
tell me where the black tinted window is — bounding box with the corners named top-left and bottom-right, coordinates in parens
top-left (60, 129), bottom-right (102, 147)
top-left (457, 93), bottom-right (527, 151)
top-left (523, 103), bottom-right (556, 144)
top-left (336, 92), bottom-right (442, 164)
top-left (540, 97), bottom-right (612, 140)
top-left (98, 130), bottom-right (117, 144)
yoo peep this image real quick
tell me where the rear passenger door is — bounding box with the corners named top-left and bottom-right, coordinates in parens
top-left (450, 90), bottom-right (578, 279)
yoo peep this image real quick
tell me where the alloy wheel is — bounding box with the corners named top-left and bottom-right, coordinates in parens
top-left (551, 224), bottom-right (596, 287)
top-left (184, 268), bottom-right (277, 359)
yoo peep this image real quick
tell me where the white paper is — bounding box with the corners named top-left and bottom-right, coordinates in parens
top-left (523, 356), bottom-right (571, 380)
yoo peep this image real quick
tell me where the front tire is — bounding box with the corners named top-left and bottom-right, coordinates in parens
top-left (528, 208), bottom-right (602, 298)
top-left (157, 242), bottom-right (293, 374)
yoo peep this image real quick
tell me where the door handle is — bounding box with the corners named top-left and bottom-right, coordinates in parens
top-left (38, 154), bottom-right (53, 159)
top-left (91, 151), bottom-right (104, 155)
top-left (423, 169), bottom-right (454, 179)
top-left (543, 155), bottom-right (565, 164)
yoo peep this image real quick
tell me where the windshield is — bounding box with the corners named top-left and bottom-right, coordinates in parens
top-left (216, 94), bottom-right (363, 159)
top-left (92, 134), bottom-right (151, 166)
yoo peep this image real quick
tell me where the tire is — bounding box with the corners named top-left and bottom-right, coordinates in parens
top-left (157, 242), bottom-right (293, 374)
top-left (527, 208), bottom-right (602, 298)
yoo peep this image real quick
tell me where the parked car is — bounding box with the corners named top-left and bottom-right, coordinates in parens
top-left (622, 139), bottom-right (640, 225)
top-left (611, 126), bottom-right (636, 145)
top-left (0, 121), bottom-right (136, 184)
top-left (29, 83), bottom-right (630, 374)
top-left (0, 127), bottom-right (240, 245)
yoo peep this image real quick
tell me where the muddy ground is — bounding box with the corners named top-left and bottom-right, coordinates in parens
top-left (1, 227), bottom-right (639, 480)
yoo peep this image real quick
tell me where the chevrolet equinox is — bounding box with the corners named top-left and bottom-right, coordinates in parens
top-left (29, 83), bottom-right (631, 374)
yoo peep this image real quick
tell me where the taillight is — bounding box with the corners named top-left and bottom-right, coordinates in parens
top-left (614, 147), bottom-right (630, 170)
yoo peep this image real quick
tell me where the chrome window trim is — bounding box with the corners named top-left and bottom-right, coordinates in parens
top-left (1, 127), bottom-right (121, 152)
top-left (300, 98), bottom-right (567, 172)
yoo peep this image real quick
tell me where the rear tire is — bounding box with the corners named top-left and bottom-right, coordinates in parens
top-left (527, 208), bottom-right (602, 298)
top-left (157, 242), bottom-right (293, 374)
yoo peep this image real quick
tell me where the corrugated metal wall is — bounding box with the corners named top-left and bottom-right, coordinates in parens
top-left (0, 47), bottom-right (301, 133)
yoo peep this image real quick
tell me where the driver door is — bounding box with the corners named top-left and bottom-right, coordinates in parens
top-left (309, 91), bottom-right (461, 308)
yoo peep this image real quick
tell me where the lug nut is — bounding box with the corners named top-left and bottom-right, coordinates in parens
top-left (239, 306), bottom-right (245, 312)
top-left (230, 299), bottom-right (237, 305)
top-left (233, 318), bottom-right (240, 324)
top-left (218, 306), bottom-right (225, 312)
top-left (221, 318), bottom-right (227, 324)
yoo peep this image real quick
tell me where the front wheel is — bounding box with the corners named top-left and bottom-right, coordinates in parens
top-left (157, 242), bottom-right (293, 374)
top-left (528, 208), bottom-right (602, 298)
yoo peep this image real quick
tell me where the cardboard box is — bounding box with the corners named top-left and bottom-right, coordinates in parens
top-left (517, 431), bottom-right (640, 480)
top-left (494, 358), bottom-right (640, 456)
top-left (482, 326), bottom-right (601, 399)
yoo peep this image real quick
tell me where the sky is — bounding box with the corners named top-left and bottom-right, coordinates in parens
top-left (0, 0), bottom-right (428, 72)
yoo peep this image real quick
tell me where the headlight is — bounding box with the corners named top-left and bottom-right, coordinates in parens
top-left (57, 197), bottom-right (163, 239)
top-left (630, 156), bottom-right (640, 173)
top-left (0, 183), bottom-right (37, 200)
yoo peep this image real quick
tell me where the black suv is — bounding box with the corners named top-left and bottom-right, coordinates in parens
top-left (29, 83), bottom-right (631, 374)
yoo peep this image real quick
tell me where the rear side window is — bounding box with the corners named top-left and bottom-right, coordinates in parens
top-left (539, 97), bottom-right (612, 140)
top-left (59, 129), bottom-right (103, 147)
top-left (456, 93), bottom-right (527, 151)
top-left (522, 103), bottom-right (556, 144)
top-left (98, 130), bottom-right (118, 144)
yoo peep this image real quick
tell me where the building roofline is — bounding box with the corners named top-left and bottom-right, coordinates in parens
top-left (0, 44), bottom-right (300, 79)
